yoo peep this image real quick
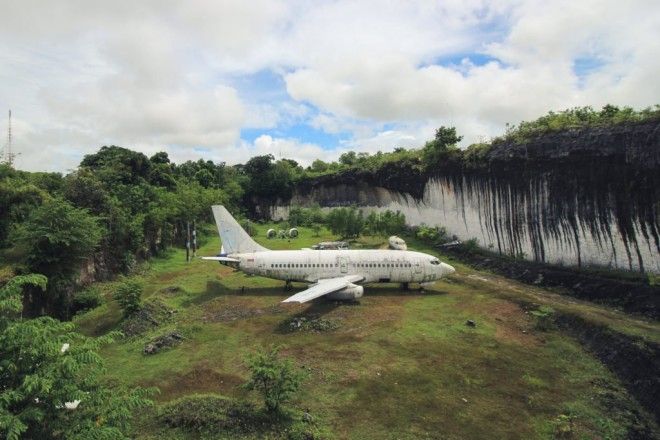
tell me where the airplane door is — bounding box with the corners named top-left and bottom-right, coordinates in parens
top-left (338, 257), bottom-right (348, 274)
top-left (414, 261), bottom-right (423, 275)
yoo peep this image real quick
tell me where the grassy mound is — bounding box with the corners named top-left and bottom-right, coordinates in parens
top-left (159, 394), bottom-right (322, 439)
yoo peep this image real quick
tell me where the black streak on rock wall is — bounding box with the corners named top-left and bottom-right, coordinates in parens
top-left (280, 121), bottom-right (660, 273)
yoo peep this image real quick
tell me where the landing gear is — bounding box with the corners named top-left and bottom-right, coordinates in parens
top-left (401, 282), bottom-right (410, 291)
top-left (285, 280), bottom-right (292, 291)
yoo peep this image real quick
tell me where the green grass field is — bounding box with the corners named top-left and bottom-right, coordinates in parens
top-left (74, 223), bottom-right (659, 439)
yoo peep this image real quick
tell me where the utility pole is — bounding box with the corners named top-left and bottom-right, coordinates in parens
top-left (192, 220), bottom-right (197, 257)
top-left (186, 221), bottom-right (191, 262)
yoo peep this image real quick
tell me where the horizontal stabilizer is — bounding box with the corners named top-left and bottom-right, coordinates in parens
top-left (201, 256), bottom-right (240, 263)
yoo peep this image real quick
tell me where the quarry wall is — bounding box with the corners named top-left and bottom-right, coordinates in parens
top-left (272, 120), bottom-right (660, 273)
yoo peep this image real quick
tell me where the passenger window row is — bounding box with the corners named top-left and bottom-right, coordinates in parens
top-left (269, 262), bottom-right (411, 268)
top-left (354, 263), bottom-right (411, 268)
top-left (270, 263), bottom-right (339, 268)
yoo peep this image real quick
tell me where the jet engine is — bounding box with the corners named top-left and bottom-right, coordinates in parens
top-left (266, 228), bottom-right (276, 239)
top-left (327, 283), bottom-right (364, 300)
top-left (288, 228), bottom-right (299, 238)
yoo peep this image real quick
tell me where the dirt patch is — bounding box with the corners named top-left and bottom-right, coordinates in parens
top-left (155, 364), bottom-right (244, 400)
top-left (489, 301), bottom-right (540, 348)
top-left (201, 298), bottom-right (285, 323)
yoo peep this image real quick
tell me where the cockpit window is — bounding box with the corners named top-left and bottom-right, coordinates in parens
top-left (430, 259), bottom-right (440, 265)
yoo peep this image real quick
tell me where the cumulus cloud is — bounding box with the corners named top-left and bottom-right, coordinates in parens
top-left (0, 0), bottom-right (658, 171)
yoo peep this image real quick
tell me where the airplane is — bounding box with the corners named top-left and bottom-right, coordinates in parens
top-left (202, 205), bottom-right (456, 303)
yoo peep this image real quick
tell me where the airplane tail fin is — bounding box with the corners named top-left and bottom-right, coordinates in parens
top-left (211, 205), bottom-right (268, 254)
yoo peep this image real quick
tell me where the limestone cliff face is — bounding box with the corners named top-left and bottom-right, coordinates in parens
top-left (273, 120), bottom-right (660, 273)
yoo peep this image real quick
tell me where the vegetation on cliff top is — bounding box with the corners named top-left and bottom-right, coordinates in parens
top-left (300, 104), bottom-right (660, 178)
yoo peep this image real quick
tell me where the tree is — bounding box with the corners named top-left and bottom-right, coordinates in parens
top-left (0, 274), bottom-right (153, 439)
top-left (243, 347), bottom-right (307, 413)
top-left (326, 207), bottom-right (364, 238)
top-left (11, 198), bottom-right (104, 317)
top-left (422, 126), bottom-right (463, 166)
top-left (80, 146), bottom-right (151, 186)
top-left (310, 159), bottom-right (329, 173)
top-left (0, 177), bottom-right (47, 247)
top-left (338, 151), bottom-right (357, 166)
top-left (113, 280), bottom-right (143, 317)
top-left (149, 151), bottom-right (170, 164)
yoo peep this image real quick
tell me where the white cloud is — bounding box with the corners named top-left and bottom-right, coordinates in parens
top-left (1, 0), bottom-right (659, 172)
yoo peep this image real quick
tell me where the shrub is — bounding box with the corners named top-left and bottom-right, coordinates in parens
top-left (531, 306), bottom-right (555, 331)
top-left (113, 280), bottom-right (143, 317)
top-left (551, 414), bottom-right (575, 439)
top-left (326, 207), bottom-right (364, 238)
top-left (160, 394), bottom-right (238, 432)
top-left (72, 286), bottom-right (101, 312)
top-left (243, 347), bottom-right (308, 413)
top-left (461, 237), bottom-right (480, 253)
top-left (159, 394), bottom-right (323, 438)
top-left (415, 224), bottom-right (449, 245)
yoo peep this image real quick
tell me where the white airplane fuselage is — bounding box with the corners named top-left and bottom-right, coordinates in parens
top-left (232, 249), bottom-right (453, 284)
top-left (205, 205), bottom-right (456, 303)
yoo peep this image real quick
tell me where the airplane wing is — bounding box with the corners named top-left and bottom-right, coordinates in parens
top-left (201, 256), bottom-right (241, 263)
top-left (282, 274), bottom-right (364, 304)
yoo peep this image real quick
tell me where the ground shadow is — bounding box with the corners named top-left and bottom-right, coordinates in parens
top-left (181, 280), bottom-right (449, 308)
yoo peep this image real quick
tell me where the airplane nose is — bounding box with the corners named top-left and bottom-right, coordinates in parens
top-left (440, 262), bottom-right (456, 276)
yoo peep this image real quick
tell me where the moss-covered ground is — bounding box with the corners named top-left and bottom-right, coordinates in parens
top-left (74, 223), bottom-right (659, 439)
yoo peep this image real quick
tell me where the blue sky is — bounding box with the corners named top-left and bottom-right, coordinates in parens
top-left (1, 0), bottom-right (658, 171)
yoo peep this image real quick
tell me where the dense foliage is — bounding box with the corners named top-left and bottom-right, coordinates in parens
top-left (326, 207), bottom-right (365, 239)
top-left (11, 198), bottom-right (104, 317)
top-left (0, 274), bottom-right (152, 439)
top-left (0, 147), bottom-right (243, 317)
top-left (497, 104), bottom-right (660, 144)
top-left (364, 210), bottom-right (406, 237)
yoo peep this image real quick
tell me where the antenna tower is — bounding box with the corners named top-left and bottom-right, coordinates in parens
top-left (5, 110), bottom-right (12, 166)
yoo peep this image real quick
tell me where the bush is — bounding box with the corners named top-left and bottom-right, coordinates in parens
top-left (160, 394), bottom-right (238, 432)
top-left (325, 207), bottom-right (364, 238)
top-left (243, 347), bottom-right (308, 413)
top-left (531, 306), bottom-right (555, 331)
top-left (159, 394), bottom-right (323, 438)
top-left (113, 280), bottom-right (143, 317)
top-left (72, 286), bottom-right (101, 312)
top-left (364, 210), bottom-right (406, 236)
top-left (461, 237), bottom-right (480, 253)
top-left (415, 224), bottom-right (449, 245)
